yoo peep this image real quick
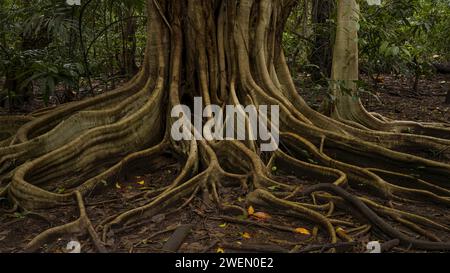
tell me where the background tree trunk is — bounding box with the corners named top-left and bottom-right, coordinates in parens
top-left (118, 7), bottom-right (139, 78)
top-left (310, 0), bottom-right (334, 81)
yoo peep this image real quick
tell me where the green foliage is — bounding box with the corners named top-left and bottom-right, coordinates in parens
top-left (0, 0), bottom-right (147, 110)
top-left (0, 47), bottom-right (83, 106)
top-left (282, 5), bottom-right (313, 71)
top-left (2, 0), bottom-right (450, 110)
top-left (359, 0), bottom-right (450, 80)
top-left (282, 0), bottom-right (450, 92)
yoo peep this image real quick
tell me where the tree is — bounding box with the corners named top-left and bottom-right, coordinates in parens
top-left (114, 0), bottom-right (142, 78)
top-left (1, 0), bottom-right (450, 252)
top-left (330, 0), bottom-right (450, 135)
top-left (310, 0), bottom-right (334, 81)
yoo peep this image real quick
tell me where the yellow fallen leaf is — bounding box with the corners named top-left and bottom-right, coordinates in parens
top-left (336, 227), bottom-right (345, 233)
top-left (294, 227), bottom-right (311, 235)
top-left (248, 206), bottom-right (255, 216)
top-left (242, 232), bottom-right (251, 239)
top-left (219, 223), bottom-right (227, 228)
top-left (336, 227), bottom-right (352, 242)
top-left (137, 180), bottom-right (145, 185)
top-left (252, 212), bottom-right (271, 221)
top-left (115, 182), bottom-right (122, 189)
top-left (216, 247), bottom-right (225, 253)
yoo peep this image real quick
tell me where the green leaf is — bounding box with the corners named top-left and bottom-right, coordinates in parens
top-left (380, 41), bottom-right (389, 54)
top-left (55, 187), bottom-right (65, 194)
top-left (391, 46), bottom-right (400, 56)
top-left (268, 185), bottom-right (280, 191)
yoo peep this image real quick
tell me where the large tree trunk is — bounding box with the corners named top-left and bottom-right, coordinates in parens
top-left (1, 0), bottom-right (450, 252)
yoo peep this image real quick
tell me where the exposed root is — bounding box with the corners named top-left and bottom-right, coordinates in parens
top-left (247, 189), bottom-right (338, 244)
top-left (302, 184), bottom-right (450, 250)
top-left (26, 191), bottom-right (106, 253)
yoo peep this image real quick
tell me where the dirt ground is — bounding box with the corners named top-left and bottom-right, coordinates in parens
top-left (0, 74), bottom-right (449, 253)
top-left (300, 73), bottom-right (450, 124)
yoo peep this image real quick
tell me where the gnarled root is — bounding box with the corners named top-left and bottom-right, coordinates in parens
top-left (26, 191), bottom-right (106, 253)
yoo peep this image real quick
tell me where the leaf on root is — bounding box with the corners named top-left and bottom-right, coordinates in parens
top-left (251, 212), bottom-right (272, 221)
top-left (294, 227), bottom-right (311, 235)
top-left (216, 247), bottom-right (225, 253)
top-left (248, 206), bottom-right (255, 216)
top-left (137, 180), bottom-right (145, 185)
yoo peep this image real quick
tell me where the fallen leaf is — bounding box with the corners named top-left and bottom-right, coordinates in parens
top-left (137, 180), bottom-right (145, 185)
top-left (219, 223), bottom-right (227, 228)
top-left (216, 247), bottom-right (225, 253)
top-left (252, 212), bottom-right (272, 221)
top-left (336, 227), bottom-right (351, 240)
top-left (248, 206), bottom-right (255, 216)
top-left (242, 232), bottom-right (251, 239)
top-left (294, 227), bottom-right (311, 235)
top-left (336, 227), bottom-right (346, 233)
top-left (115, 182), bottom-right (122, 189)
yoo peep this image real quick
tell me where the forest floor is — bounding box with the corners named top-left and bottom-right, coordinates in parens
top-left (0, 73), bottom-right (449, 253)
top-left (300, 73), bottom-right (450, 123)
